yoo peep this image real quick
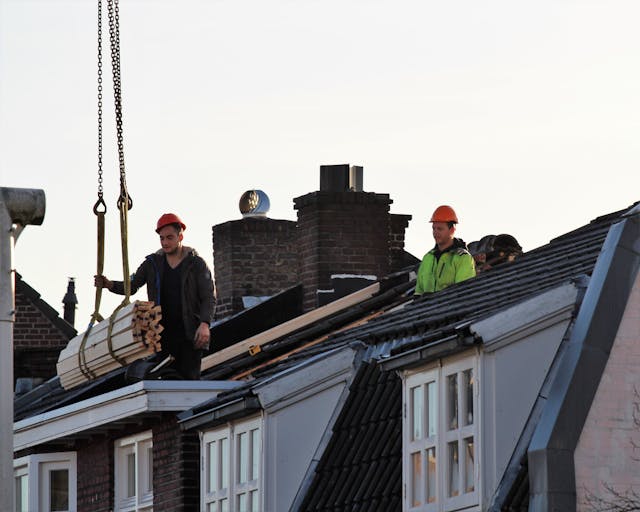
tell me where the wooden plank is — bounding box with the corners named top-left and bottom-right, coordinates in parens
top-left (200, 282), bottom-right (380, 371)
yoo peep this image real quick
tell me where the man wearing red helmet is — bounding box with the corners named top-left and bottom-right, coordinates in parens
top-left (95, 213), bottom-right (215, 379)
top-left (414, 205), bottom-right (476, 295)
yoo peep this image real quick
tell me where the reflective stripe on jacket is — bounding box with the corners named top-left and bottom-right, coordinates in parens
top-left (414, 242), bottom-right (476, 294)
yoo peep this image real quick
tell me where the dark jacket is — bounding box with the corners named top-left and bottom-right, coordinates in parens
top-left (111, 246), bottom-right (215, 350)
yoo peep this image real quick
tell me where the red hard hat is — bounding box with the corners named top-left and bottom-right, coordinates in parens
top-left (156, 213), bottom-right (186, 233)
top-left (430, 205), bottom-right (459, 223)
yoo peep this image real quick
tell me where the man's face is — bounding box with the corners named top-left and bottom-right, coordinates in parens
top-left (431, 221), bottom-right (455, 248)
top-left (158, 225), bottom-right (183, 255)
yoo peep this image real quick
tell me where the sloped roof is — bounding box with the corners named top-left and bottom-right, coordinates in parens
top-left (336, 208), bottom-right (624, 350)
top-left (295, 202), bottom-right (638, 511)
top-left (179, 203), bottom-right (635, 428)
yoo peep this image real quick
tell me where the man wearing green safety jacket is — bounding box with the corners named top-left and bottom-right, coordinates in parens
top-left (414, 205), bottom-right (476, 295)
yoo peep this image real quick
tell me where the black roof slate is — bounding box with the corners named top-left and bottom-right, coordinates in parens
top-left (299, 362), bottom-right (402, 512)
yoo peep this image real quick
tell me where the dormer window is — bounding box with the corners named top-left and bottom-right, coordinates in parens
top-left (201, 416), bottom-right (262, 512)
top-left (114, 431), bottom-right (153, 511)
top-left (404, 356), bottom-right (479, 511)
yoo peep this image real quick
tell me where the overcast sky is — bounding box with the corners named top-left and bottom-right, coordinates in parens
top-left (1, 0), bottom-right (639, 325)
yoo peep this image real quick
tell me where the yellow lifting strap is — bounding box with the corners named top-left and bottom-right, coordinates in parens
top-left (77, 197), bottom-right (107, 379)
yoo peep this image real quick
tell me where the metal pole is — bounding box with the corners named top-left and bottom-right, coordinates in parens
top-left (0, 187), bottom-right (45, 512)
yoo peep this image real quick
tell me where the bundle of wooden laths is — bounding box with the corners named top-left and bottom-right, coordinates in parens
top-left (57, 301), bottom-right (163, 390)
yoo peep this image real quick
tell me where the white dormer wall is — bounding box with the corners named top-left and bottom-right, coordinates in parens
top-left (475, 282), bottom-right (579, 508)
top-left (199, 346), bottom-right (359, 512)
top-left (258, 347), bottom-right (358, 512)
top-left (401, 282), bottom-right (580, 512)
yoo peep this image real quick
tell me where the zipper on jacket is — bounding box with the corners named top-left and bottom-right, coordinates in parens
top-left (438, 260), bottom-right (446, 279)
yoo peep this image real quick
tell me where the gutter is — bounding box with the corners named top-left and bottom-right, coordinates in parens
top-left (526, 205), bottom-right (640, 511)
top-left (178, 395), bottom-right (262, 431)
top-left (378, 333), bottom-right (471, 372)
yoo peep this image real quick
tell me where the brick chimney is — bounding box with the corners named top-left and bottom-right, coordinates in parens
top-left (294, 164), bottom-right (399, 311)
top-left (212, 190), bottom-right (298, 318)
top-left (212, 166), bottom-right (414, 318)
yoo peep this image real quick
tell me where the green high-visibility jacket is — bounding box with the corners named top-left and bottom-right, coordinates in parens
top-left (414, 239), bottom-right (476, 294)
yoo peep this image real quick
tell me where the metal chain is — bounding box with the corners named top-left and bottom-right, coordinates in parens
top-left (94, 0), bottom-right (106, 214)
top-left (107, 0), bottom-right (132, 210)
top-left (107, 0), bottom-right (132, 302)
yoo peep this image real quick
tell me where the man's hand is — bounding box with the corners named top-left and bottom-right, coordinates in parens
top-left (194, 322), bottom-right (210, 349)
top-left (94, 275), bottom-right (113, 290)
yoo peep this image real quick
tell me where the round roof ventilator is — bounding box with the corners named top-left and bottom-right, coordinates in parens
top-left (239, 190), bottom-right (270, 217)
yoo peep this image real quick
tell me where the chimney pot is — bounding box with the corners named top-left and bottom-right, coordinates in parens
top-left (320, 164), bottom-right (363, 192)
top-left (62, 277), bottom-right (77, 327)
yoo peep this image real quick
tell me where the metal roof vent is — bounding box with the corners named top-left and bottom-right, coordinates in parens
top-left (239, 190), bottom-right (270, 217)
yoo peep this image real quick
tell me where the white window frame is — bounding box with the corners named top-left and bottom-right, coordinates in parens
top-left (201, 415), bottom-right (262, 512)
top-left (13, 452), bottom-right (77, 512)
top-left (403, 355), bottom-right (479, 512)
top-left (114, 430), bottom-right (153, 512)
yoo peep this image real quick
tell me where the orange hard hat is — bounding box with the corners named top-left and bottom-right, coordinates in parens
top-left (156, 213), bottom-right (186, 233)
top-left (430, 205), bottom-right (459, 223)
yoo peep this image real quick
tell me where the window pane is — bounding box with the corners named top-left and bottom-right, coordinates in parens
top-left (238, 432), bottom-right (248, 483)
top-left (15, 475), bottom-right (28, 512)
top-left (411, 451), bottom-right (422, 506)
top-left (464, 437), bottom-right (475, 493)
top-left (220, 498), bottom-right (229, 512)
top-left (126, 452), bottom-right (136, 498)
top-left (448, 442), bottom-right (459, 497)
top-left (238, 493), bottom-right (248, 512)
top-left (220, 437), bottom-right (229, 489)
top-left (463, 369), bottom-right (474, 426)
top-left (411, 385), bottom-right (423, 440)
top-left (251, 429), bottom-right (260, 481)
top-left (426, 447), bottom-right (437, 504)
top-left (447, 374), bottom-right (458, 430)
top-left (427, 381), bottom-right (437, 438)
top-left (50, 469), bottom-right (69, 511)
top-left (208, 441), bottom-right (218, 492)
top-left (250, 490), bottom-right (259, 512)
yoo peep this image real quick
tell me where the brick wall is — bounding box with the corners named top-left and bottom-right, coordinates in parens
top-left (213, 218), bottom-right (299, 318)
top-left (575, 271), bottom-right (640, 508)
top-left (75, 416), bottom-right (199, 511)
top-left (14, 276), bottom-right (76, 381)
top-left (294, 191), bottom-right (393, 311)
top-left (153, 414), bottom-right (201, 511)
top-left (389, 213), bottom-right (413, 272)
top-left (77, 436), bottom-right (113, 512)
